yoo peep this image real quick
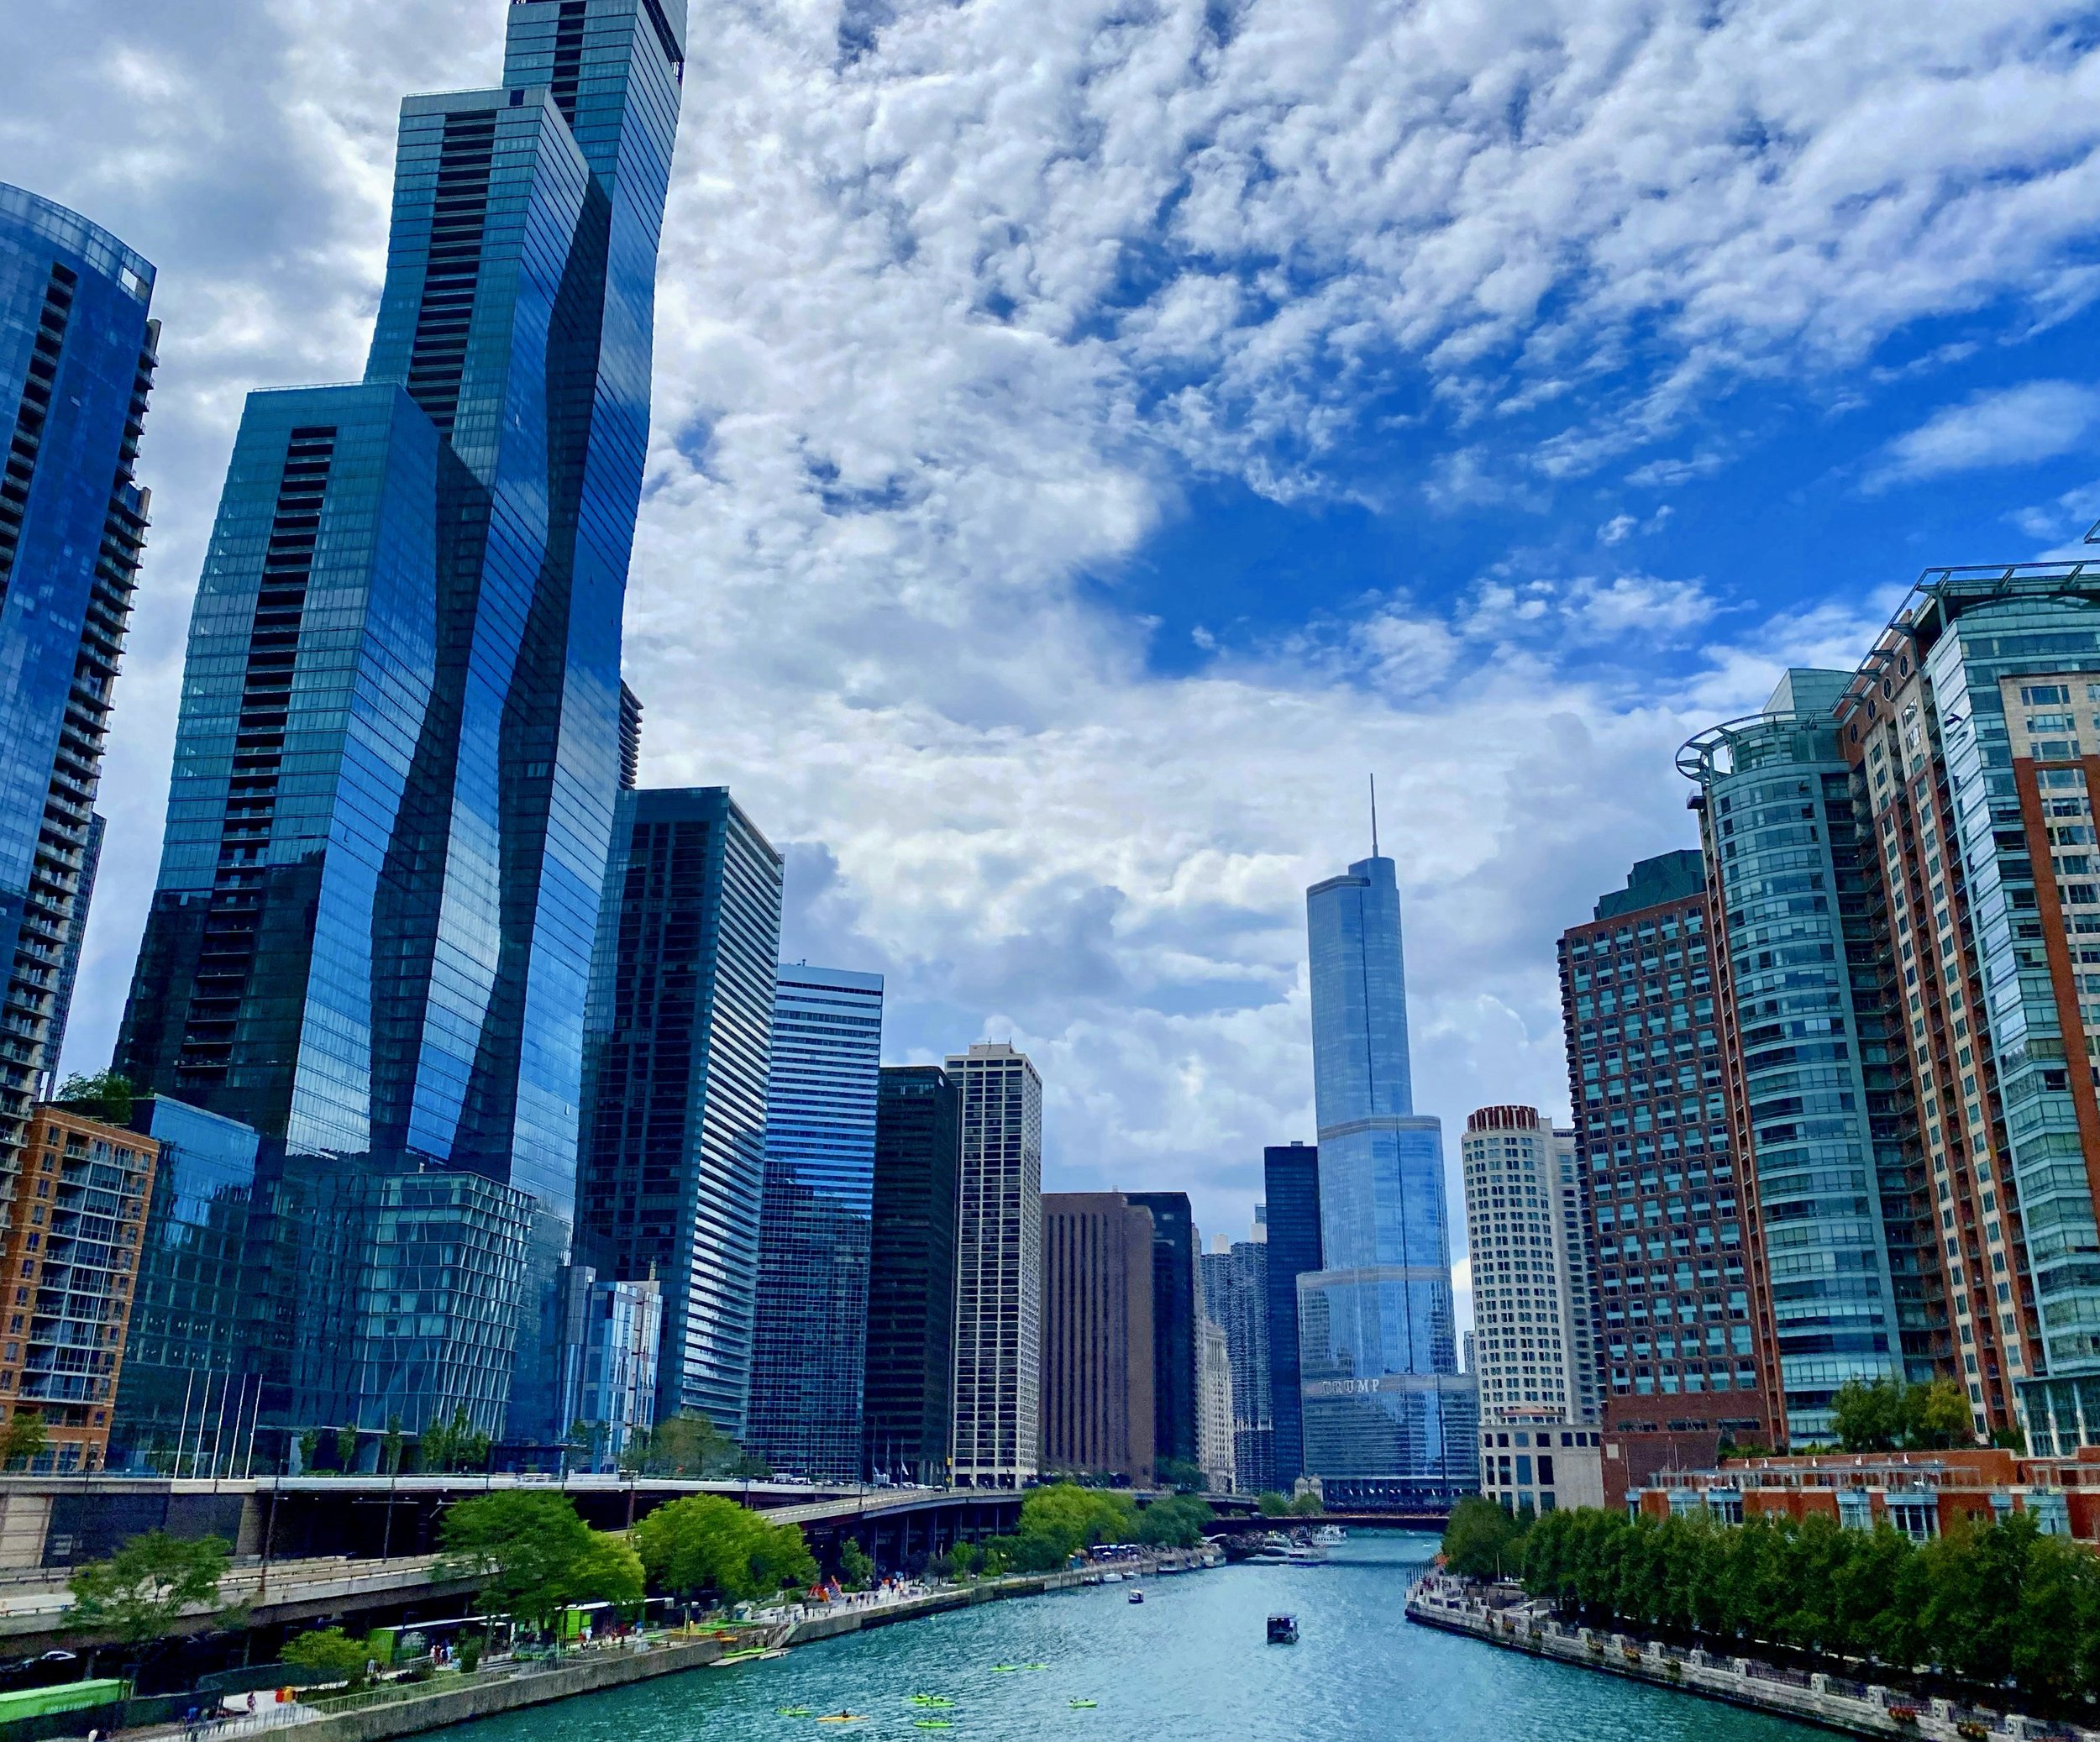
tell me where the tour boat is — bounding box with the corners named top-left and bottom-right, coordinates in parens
top-left (1267, 1613), bottom-right (1299, 1645)
top-left (1313, 1525), bottom-right (1347, 1546)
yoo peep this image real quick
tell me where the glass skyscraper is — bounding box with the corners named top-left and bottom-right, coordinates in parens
top-left (0, 186), bottom-right (157, 1160)
top-left (575, 786), bottom-right (784, 1440)
top-left (748, 963), bottom-right (884, 1481)
top-left (864, 1063), bottom-right (961, 1484)
top-left (1126, 1190), bottom-right (1199, 1471)
top-left (1263, 1141), bottom-right (1320, 1488)
top-left (1682, 671), bottom-right (1923, 1443)
top-left (1298, 850), bottom-right (1477, 1503)
top-left (113, 0), bottom-right (685, 1446)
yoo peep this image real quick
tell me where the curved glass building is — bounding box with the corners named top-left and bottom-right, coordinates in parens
top-left (1681, 670), bottom-right (1926, 1443)
top-left (1297, 850), bottom-right (1476, 1504)
top-left (115, 0), bottom-right (686, 1448)
top-left (0, 186), bottom-right (155, 1162)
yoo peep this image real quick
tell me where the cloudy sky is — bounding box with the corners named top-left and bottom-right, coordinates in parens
top-left (8, 0), bottom-right (2100, 1325)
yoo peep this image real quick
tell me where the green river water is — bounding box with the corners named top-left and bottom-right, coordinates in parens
top-left (431, 1533), bottom-right (1831, 1740)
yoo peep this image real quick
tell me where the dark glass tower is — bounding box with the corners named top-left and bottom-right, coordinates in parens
top-left (1126, 1190), bottom-right (1198, 1471)
top-left (575, 786), bottom-right (783, 1440)
top-left (1201, 1241), bottom-right (1272, 1495)
top-left (113, 1), bottom-right (685, 1444)
top-left (1263, 1141), bottom-right (1320, 1488)
top-left (1299, 848), bottom-right (1477, 1504)
top-left (863, 1064), bottom-right (960, 1484)
top-left (0, 186), bottom-right (156, 1155)
top-left (748, 963), bottom-right (884, 1481)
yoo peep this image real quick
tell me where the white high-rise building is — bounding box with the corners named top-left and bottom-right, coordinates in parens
top-left (948, 1043), bottom-right (1042, 1488)
top-left (1462, 1105), bottom-right (1599, 1427)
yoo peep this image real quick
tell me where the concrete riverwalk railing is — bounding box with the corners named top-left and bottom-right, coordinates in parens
top-left (1404, 1578), bottom-right (2087, 1742)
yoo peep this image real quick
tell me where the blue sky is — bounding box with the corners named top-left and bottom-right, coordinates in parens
top-left (6, 0), bottom-right (2100, 1327)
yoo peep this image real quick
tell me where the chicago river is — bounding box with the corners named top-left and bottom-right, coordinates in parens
top-left (425, 1535), bottom-right (1829, 1741)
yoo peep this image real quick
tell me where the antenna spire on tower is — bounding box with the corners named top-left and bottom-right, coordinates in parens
top-left (1370, 773), bottom-right (1379, 858)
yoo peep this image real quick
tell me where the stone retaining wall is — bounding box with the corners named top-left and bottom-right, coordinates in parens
top-left (1404, 1586), bottom-right (2086, 1742)
top-left (277, 1638), bottom-right (730, 1742)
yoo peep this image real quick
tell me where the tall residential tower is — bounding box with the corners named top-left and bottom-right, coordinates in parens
top-left (0, 187), bottom-right (156, 1154)
top-left (113, 0), bottom-right (687, 1444)
top-left (1557, 851), bottom-right (1772, 1471)
top-left (948, 1043), bottom-right (1042, 1489)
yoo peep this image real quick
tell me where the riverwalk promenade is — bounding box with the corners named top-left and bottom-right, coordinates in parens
top-left (1404, 1575), bottom-right (2087, 1742)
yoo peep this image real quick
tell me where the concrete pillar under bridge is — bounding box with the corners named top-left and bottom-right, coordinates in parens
top-left (801, 1493), bottom-right (1024, 1579)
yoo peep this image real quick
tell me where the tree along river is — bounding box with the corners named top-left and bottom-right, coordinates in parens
top-left (430, 1532), bottom-right (1834, 1741)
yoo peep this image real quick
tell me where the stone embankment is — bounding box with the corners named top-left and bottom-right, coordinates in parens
top-left (1405, 1577), bottom-right (2086, 1742)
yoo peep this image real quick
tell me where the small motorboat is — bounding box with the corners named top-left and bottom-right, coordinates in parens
top-left (1268, 1613), bottom-right (1299, 1645)
top-left (1127, 1588), bottom-right (1144, 1603)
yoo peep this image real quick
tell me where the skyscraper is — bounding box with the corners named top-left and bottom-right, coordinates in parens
top-left (1197, 1307), bottom-right (1236, 1494)
top-left (1558, 850), bottom-right (1771, 1477)
top-left (1298, 842), bottom-right (1476, 1505)
top-left (1039, 1192), bottom-right (1155, 1487)
top-left (113, 0), bottom-right (686, 1443)
top-left (1460, 1106), bottom-right (1594, 1426)
top-left (575, 786), bottom-right (783, 1440)
top-left (0, 186), bottom-right (156, 1158)
top-left (1263, 1141), bottom-right (1320, 1488)
top-left (1683, 674), bottom-right (1927, 1445)
top-left (1824, 572), bottom-right (2100, 1451)
top-left (1126, 1189), bottom-right (1198, 1474)
top-left (1200, 1238), bottom-right (1273, 1495)
top-left (864, 1064), bottom-right (961, 1484)
top-left (749, 963), bottom-right (884, 1480)
top-left (948, 1042), bottom-right (1042, 1489)
top-left (1205, 1236), bottom-right (1273, 1489)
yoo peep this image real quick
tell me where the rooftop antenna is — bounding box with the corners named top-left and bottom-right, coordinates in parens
top-left (1369, 773), bottom-right (1380, 858)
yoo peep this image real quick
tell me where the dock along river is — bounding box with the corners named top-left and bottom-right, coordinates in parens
top-left (428, 1533), bottom-right (1834, 1740)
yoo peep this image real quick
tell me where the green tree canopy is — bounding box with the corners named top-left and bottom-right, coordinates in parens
top-left (1, 1409), bottom-right (47, 1470)
top-left (1137, 1494), bottom-right (1215, 1549)
top-left (1255, 1491), bottom-right (1291, 1517)
top-left (417, 1406), bottom-right (491, 1474)
top-left (1831, 1377), bottom-right (1977, 1453)
top-left (436, 1493), bottom-right (638, 1634)
top-left (54, 1073), bottom-right (133, 1125)
top-left (1516, 1502), bottom-right (2100, 1713)
top-left (279, 1627), bottom-right (370, 1688)
top-left (622, 1412), bottom-right (768, 1479)
top-left (629, 1494), bottom-right (817, 1605)
top-left (68, 1531), bottom-right (231, 1661)
top-left (837, 1540), bottom-right (875, 1592)
top-left (1442, 1496), bottom-right (1530, 1581)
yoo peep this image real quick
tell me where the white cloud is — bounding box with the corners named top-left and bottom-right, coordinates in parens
top-left (10, 0), bottom-right (2097, 1247)
top-left (1868, 380), bottom-right (2100, 491)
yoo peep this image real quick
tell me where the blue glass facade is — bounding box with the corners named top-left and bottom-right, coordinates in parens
top-left (1263, 1141), bottom-right (1320, 1488)
top-left (1126, 1190), bottom-right (1199, 1468)
top-left (108, 1096), bottom-right (262, 1469)
top-left (1298, 854), bottom-right (1476, 1501)
top-left (114, 0), bottom-right (685, 1445)
top-left (0, 186), bottom-right (155, 1157)
top-left (749, 964), bottom-right (883, 1480)
top-left (575, 787), bottom-right (784, 1440)
top-left (1683, 671), bottom-right (1923, 1443)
